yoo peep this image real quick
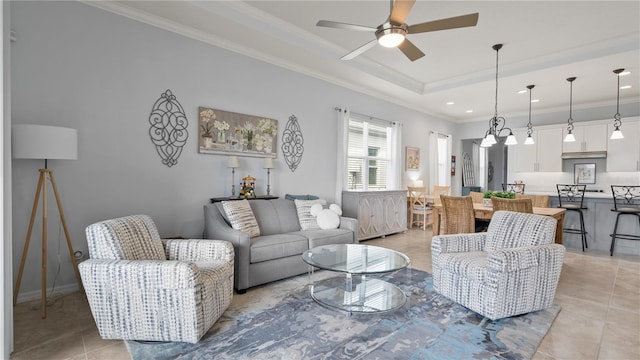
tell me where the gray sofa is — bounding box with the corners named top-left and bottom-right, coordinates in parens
top-left (204, 198), bottom-right (358, 292)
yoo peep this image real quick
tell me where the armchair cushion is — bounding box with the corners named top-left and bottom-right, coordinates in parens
top-left (484, 211), bottom-right (557, 251)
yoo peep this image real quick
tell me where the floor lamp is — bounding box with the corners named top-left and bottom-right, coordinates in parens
top-left (12, 124), bottom-right (83, 318)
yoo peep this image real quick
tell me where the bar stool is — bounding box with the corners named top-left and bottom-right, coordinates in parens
top-left (556, 184), bottom-right (588, 251)
top-left (609, 185), bottom-right (640, 256)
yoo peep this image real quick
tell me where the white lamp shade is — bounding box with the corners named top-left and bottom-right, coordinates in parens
top-left (504, 134), bottom-right (518, 145)
top-left (228, 156), bottom-right (239, 168)
top-left (12, 124), bottom-right (77, 160)
top-left (610, 129), bottom-right (624, 140)
top-left (264, 157), bottom-right (275, 169)
top-left (564, 133), bottom-right (576, 142)
top-left (524, 136), bottom-right (535, 145)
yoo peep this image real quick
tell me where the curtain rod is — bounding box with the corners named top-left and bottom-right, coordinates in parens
top-left (334, 107), bottom-right (398, 126)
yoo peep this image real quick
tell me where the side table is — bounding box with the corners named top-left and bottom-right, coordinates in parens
top-left (210, 195), bottom-right (279, 203)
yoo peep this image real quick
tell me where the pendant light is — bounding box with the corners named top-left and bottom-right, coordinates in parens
top-left (480, 44), bottom-right (517, 147)
top-left (563, 77), bottom-right (577, 142)
top-left (524, 84), bottom-right (535, 145)
top-left (610, 68), bottom-right (625, 140)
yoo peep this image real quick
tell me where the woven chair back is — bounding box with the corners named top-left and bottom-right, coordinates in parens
top-left (491, 197), bottom-right (533, 213)
top-left (440, 195), bottom-right (475, 234)
top-left (469, 191), bottom-right (484, 204)
top-left (432, 186), bottom-right (451, 205)
top-left (516, 194), bottom-right (550, 208)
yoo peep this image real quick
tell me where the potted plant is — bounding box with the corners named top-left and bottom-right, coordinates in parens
top-left (482, 191), bottom-right (515, 206)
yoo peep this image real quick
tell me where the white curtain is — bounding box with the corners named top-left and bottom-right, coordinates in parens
top-left (388, 121), bottom-right (403, 190)
top-left (334, 108), bottom-right (349, 205)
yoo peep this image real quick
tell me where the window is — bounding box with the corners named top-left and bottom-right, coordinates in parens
top-left (347, 117), bottom-right (391, 190)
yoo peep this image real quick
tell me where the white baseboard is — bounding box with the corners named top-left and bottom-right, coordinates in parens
top-left (16, 283), bottom-right (81, 304)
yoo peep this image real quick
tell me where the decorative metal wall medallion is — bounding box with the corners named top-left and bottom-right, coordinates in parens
top-left (281, 115), bottom-right (304, 172)
top-left (148, 89), bottom-right (188, 167)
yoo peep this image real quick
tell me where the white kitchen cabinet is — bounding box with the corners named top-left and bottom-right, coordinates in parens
top-left (607, 120), bottom-right (640, 172)
top-left (562, 124), bottom-right (608, 152)
top-left (513, 127), bottom-right (563, 172)
top-left (342, 190), bottom-right (408, 241)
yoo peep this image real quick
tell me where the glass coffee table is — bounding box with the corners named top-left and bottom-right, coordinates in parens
top-left (302, 244), bottom-right (410, 314)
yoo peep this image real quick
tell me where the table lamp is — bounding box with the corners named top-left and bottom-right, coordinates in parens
top-left (12, 124), bottom-right (82, 318)
top-left (264, 157), bottom-right (275, 196)
top-left (228, 156), bottom-right (239, 196)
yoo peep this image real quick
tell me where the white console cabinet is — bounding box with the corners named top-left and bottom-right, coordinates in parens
top-left (342, 190), bottom-right (407, 241)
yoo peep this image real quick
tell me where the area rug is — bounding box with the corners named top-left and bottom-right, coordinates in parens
top-left (126, 268), bottom-right (560, 359)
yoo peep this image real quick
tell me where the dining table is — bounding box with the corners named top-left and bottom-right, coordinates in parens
top-left (431, 202), bottom-right (566, 244)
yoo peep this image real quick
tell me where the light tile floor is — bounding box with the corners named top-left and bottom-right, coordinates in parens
top-left (10, 229), bottom-right (640, 359)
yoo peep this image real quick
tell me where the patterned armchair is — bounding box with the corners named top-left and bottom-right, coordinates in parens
top-left (431, 211), bottom-right (564, 320)
top-left (78, 215), bottom-right (234, 343)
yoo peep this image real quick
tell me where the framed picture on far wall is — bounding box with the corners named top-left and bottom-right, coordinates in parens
top-left (406, 146), bottom-right (420, 171)
top-left (575, 163), bottom-right (596, 184)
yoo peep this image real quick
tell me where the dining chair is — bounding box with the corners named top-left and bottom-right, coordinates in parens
top-left (440, 195), bottom-right (475, 234)
top-left (408, 186), bottom-right (432, 230)
top-left (491, 197), bottom-right (533, 213)
top-left (469, 191), bottom-right (484, 204)
top-left (432, 186), bottom-right (451, 205)
top-left (609, 185), bottom-right (640, 256)
top-left (556, 184), bottom-right (588, 251)
top-left (516, 194), bottom-right (550, 208)
top-left (502, 183), bottom-right (526, 194)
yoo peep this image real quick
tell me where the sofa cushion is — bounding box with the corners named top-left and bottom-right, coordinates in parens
top-left (222, 200), bottom-right (260, 238)
top-left (250, 233), bottom-right (309, 263)
top-left (294, 199), bottom-right (327, 230)
top-left (248, 200), bottom-right (282, 236)
top-left (298, 228), bottom-right (354, 248)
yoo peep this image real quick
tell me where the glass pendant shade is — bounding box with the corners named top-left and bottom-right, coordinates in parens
top-left (524, 136), bottom-right (535, 145)
top-left (564, 132), bottom-right (576, 142)
top-left (610, 128), bottom-right (624, 140)
top-left (504, 132), bottom-right (518, 145)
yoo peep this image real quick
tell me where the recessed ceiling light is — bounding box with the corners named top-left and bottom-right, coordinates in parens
top-left (446, 101), bottom-right (455, 105)
top-left (517, 89), bottom-right (527, 94)
top-left (465, 110), bottom-right (473, 113)
top-left (620, 85), bottom-right (632, 89)
top-left (531, 99), bottom-right (540, 103)
top-left (619, 71), bottom-right (631, 76)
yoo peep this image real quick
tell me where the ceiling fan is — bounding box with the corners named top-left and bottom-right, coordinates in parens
top-left (316, 0), bottom-right (479, 62)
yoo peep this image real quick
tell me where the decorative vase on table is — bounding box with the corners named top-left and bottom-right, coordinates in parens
top-left (203, 136), bottom-right (214, 149)
top-left (217, 131), bottom-right (226, 144)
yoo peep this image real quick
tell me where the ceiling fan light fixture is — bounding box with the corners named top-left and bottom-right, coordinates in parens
top-left (376, 23), bottom-right (407, 47)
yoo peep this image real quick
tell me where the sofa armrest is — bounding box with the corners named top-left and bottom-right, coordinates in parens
top-left (204, 204), bottom-right (251, 290)
top-left (431, 233), bottom-right (487, 254)
top-left (487, 244), bottom-right (565, 273)
top-left (164, 239), bottom-right (234, 263)
top-left (338, 216), bottom-right (359, 243)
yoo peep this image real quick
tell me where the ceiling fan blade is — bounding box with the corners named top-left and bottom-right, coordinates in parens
top-left (408, 13), bottom-right (479, 34)
top-left (389, 0), bottom-right (416, 25)
top-left (397, 39), bottom-right (425, 62)
top-left (316, 20), bottom-right (376, 32)
top-left (341, 39), bottom-right (378, 60)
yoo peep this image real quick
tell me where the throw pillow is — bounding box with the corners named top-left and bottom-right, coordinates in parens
top-left (222, 200), bottom-right (260, 238)
top-left (294, 199), bottom-right (327, 230)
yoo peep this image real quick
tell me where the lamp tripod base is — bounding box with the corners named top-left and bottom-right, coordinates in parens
top-left (13, 168), bottom-right (83, 318)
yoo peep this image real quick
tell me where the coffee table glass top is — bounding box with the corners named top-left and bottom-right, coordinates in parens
top-left (302, 244), bottom-right (410, 274)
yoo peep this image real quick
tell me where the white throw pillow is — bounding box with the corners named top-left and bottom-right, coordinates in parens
top-left (294, 199), bottom-right (327, 230)
top-left (222, 199), bottom-right (260, 238)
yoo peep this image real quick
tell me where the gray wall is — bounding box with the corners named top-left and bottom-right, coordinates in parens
top-left (9, 1), bottom-right (455, 299)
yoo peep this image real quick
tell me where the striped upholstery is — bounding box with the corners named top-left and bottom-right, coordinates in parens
top-left (222, 200), bottom-right (260, 238)
top-left (79, 215), bottom-right (234, 343)
top-left (431, 211), bottom-right (565, 320)
top-left (294, 199), bottom-right (326, 230)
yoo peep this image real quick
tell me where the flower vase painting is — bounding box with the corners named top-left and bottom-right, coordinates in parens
top-left (198, 107), bottom-right (278, 158)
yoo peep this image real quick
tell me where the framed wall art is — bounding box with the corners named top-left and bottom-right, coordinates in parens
top-left (406, 146), bottom-right (420, 171)
top-left (574, 163), bottom-right (596, 184)
top-left (198, 107), bottom-right (277, 158)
